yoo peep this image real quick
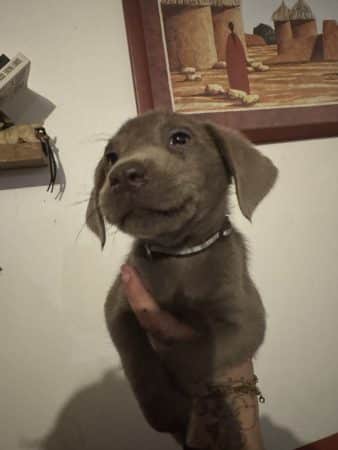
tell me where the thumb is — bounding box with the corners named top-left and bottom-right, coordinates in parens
top-left (121, 264), bottom-right (197, 342)
top-left (120, 264), bottom-right (161, 315)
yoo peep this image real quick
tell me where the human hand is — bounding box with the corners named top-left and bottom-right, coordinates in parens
top-left (120, 264), bottom-right (198, 351)
top-left (120, 264), bottom-right (265, 449)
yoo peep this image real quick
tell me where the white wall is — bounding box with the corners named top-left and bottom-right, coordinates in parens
top-left (0, 1), bottom-right (337, 449)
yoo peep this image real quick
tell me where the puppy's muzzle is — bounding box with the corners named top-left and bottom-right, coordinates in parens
top-left (109, 161), bottom-right (148, 192)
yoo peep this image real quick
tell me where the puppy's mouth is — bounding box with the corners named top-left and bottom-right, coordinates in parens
top-left (120, 198), bottom-right (191, 227)
top-left (144, 201), bottom-right (190, 218)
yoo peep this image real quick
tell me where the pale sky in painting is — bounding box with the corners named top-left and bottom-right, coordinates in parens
top-left (241, 0), bottom-right (338, 34)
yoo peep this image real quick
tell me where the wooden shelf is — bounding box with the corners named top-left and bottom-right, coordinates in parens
top-left (0, 142), bottom-right (48, 169)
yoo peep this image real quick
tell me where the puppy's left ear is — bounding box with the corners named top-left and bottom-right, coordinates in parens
top-left (205, 123), bottom-right (278, 220)
top-left (86, 158), bottom-right (106, 248)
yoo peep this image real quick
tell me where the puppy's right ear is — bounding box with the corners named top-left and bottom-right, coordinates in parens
top-left (86, 159), bottom-right (106, 248)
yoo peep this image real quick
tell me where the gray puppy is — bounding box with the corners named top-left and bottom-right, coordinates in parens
top-left (86, 111), bottom-right (277, 440)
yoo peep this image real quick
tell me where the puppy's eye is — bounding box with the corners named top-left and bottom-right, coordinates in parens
top-left (169, 130), bottom-right (191, 147)
top-left (105, 151), bottom-right (118, 165)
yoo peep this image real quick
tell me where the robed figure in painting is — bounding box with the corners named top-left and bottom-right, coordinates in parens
top-left (226, 22), bottom-right (250, 94)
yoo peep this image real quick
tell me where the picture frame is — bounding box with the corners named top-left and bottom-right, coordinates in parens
top-left (123, 0), bottom-right (338, 143)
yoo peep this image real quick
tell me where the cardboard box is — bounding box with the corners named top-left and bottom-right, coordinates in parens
top-left (0, 53), bottom-right (30, 103)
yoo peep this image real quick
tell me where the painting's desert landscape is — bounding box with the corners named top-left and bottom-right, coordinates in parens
top-left (160, 0), bottom-right (338, 112)
top-left (171, 45), bottom-right (338, 112)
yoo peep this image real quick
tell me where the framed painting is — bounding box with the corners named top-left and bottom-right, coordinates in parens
top-left (123, 0), bottom-right (338, 143)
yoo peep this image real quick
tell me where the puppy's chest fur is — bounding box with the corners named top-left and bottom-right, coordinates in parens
top-left (128, 234), bottom-right (244, 325)
top-left (123, 232), bottom-right (264, 384)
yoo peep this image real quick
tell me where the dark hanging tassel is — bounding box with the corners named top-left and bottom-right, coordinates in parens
top-left (35, 127), bottom-right (57, 192)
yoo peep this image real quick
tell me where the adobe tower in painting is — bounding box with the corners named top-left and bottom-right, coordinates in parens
top-left (272, 1), bottom-right (292, 54)
top-left (161, 0), bottom-right (246, 70)
top-left (161, 0), bottom-right (217, 70)
top-left (270, 0), bottom-right (338, 63)
top-left (211, 0), bottom-right (247, 62)
top-left (290, 0), bottom-right (317, 38)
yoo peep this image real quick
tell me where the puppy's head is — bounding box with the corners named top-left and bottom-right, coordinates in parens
top-left (87, 111), bottom-right (277, 248)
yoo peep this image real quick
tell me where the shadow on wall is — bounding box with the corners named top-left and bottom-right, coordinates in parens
top-left (1, 87), bottom-right (55, 124)
top-left (23, 369), bottom-right (305, 450)
top-left (0, 88), bottom-right (65, 196)
top-left (261, 416), bottom-right (305, 450)
top-left (31, 370), bottom-right (177, 450)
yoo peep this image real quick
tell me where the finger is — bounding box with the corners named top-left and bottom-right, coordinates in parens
top-left (121, 264), bottom-right (197, 341)
top-left (121, 264), bottom-right (161, 313)
top-left (142, 308), bottom-right (197, 342)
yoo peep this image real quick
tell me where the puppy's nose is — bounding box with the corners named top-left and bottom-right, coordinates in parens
top-left (109, 162), bottom-right (147, 191)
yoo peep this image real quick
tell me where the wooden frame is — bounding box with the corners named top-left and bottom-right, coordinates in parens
top-left (296, 432), bottom-right (338, 450)
top-left (123, 0), bottom-right (338, 144)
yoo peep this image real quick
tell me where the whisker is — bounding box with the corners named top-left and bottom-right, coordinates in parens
top-left (92, 137), bottom-right (111, 143)
top-left (75, 221), bottom-right (89, 243)
top-left (80, 133), bottom-right (112, 144)
top-left (75, 205), bottom-right (99, 243)
top-left (69, 198), bottom-right (91, 207)
top-left (76, 188), bottom-right (92, 196)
